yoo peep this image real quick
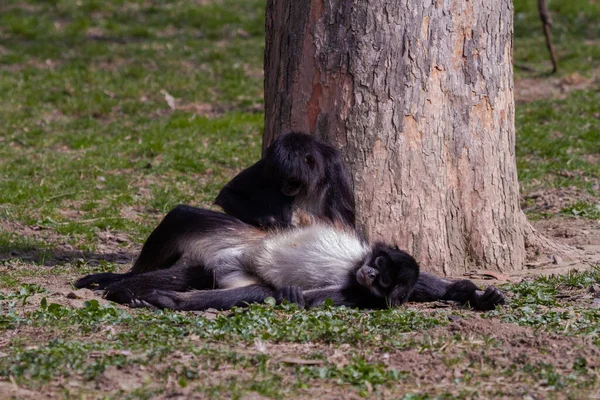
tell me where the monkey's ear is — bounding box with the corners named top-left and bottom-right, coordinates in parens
top-left (304, 154), bottom-right (316, 169)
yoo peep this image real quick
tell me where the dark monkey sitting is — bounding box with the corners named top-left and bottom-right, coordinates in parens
top-left (75, 206), bottom-right (420, 310)
top-left (214, 132), bottom-right (355, 229)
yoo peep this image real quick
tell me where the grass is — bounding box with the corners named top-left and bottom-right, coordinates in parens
top-left (0, 0), bottom-right (599, 398)
top-left (1, 0), bottom-right (266, 249)
top-left (516, 90), bottom-right (600, 192)
top-left (488, 268), bottom-right (600, 346)
top-left (1, 272), bottom-right (600, 397)
top-left (1, 297), bottom-right (445, 395)
top-left (513, 0), bottom-right (600, 218)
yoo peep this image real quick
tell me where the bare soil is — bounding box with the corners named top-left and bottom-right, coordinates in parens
top-left (522, 186), bottom-right (600, 217)
top-left (514, 69), bottom-right (600, 103)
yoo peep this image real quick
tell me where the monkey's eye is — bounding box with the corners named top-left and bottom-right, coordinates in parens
top-left (304, 154), bottom-right (316, 169)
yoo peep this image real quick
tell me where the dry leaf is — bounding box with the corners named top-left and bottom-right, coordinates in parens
top-left (160, 89), bottom-right (176, 110)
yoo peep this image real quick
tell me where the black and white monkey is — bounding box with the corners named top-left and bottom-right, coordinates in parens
top-left (214, 132), bottom-right (355, 229)
top-left (75, 206), bottom-right (504, 311)
top-left (75, 206), bottom-right (420, 310)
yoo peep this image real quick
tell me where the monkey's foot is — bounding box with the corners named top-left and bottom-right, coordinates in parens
top-left (132, 289), bottom-right (182, 310)
top-left (471, 286), bottom-right (505, 311)
top-left (129, 299), bottom-right (158, 309)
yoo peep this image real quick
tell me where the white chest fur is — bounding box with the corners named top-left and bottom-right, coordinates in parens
top-left (251, 224), bottom-right (370, 289)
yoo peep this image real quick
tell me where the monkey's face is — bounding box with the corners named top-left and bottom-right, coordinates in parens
top-left (264, 132), bottom-right (326, 197)
top-left (279, 152), bottom-right (323, 196)
top-left (359, 245), bottom-right (420, 307)
top-left (356, 255), bottom-right (394, 298)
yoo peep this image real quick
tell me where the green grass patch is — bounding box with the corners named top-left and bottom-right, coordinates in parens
top-left (516, 89), bottom-right (600, 200)
top-left (2, 271), bottom-right (600, 396)
top-left (488, 269), bottom-right (600, 345)
top-left (0, 0), bottom-right (266, 250)
top-left (0, 297), bottom-right (447, 395)
top-left (561, 202), bottom-right (600, 219)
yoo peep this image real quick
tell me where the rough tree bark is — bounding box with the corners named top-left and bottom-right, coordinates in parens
top-left (263, 0), bottom-right (571, 276)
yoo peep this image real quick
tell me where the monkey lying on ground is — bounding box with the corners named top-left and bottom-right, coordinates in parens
top-left (76, 206), bottom-right (418, 310)
top-left (215, 132), bottom-right (355, 229)
top-left (75, 206), bottom-right (504, 311)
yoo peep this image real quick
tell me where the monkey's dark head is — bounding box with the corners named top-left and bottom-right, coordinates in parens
top-left (356, 244), bottom-right (420, 307)
top-left (264, 132), bottom-right (325, 197)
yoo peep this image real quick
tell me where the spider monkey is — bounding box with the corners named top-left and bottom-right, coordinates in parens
top-left (75, 206), bottom-right (420, 310)
top-left (214, 132), bottom-right (355, 229)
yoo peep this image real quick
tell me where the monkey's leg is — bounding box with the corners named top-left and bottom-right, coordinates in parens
top-left (409, 272), bottom-right (505, 311)
top-left (129, 206), bottom-right (192, 273)
top-left (132, 205), bottom-right (249, 273)
top-left (74, 249), bottom-right (191, 291)
top-left (132, 284), bottom-right (279, 311)
top-left (102, 264), bottom-right (215, 305)
top-left (75, 207), bottom-right (201, 289)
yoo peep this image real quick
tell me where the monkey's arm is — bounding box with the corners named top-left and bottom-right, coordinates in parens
top-left (132, 285), bottom-right (280, 311)
top-left (215, 160), bottom-right (292, 228)
top-left (409, 272), bottom-right (505, 311)
top-left (322, 150), bottom-right (356, 227)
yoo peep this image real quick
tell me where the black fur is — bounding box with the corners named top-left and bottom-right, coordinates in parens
top-left (215, 132), bottom-right (355, 229)
top-left (410, 272), bottom-right (504, 311)
top-left (100, 263), bottom-right (215, 305)
top-left (130, 205), bottom-right (246, 274)
top-left (75, 205), bottom-right (503, 311)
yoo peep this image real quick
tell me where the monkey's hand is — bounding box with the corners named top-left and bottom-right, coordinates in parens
top-left (130, 289), bottom-right (181, 310)
top-left (276, 286), bottom-right (305, 308)
top-left (129, 298), bottom-right (158, 309)
top-left (444, 280), bottom-right (505, 311)
top-left (470, 286), bottom-right (505, 311)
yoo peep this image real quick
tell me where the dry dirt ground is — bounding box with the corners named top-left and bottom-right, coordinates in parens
top-left (514, 68), bottom-right (600, 104)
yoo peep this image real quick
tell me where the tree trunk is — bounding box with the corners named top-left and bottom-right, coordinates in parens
top-left (264, 0), bottom-right (570, 275)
